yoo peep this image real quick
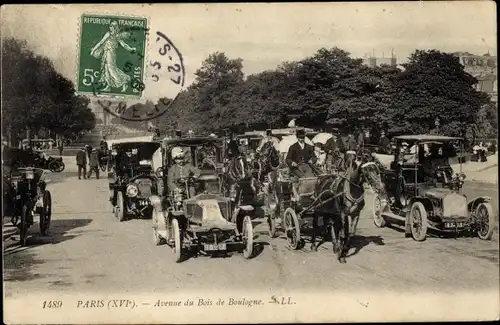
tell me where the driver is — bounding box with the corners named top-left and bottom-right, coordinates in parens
top-left (286, 128), bottom-right (317, 177)
top-left (168, 147), bottom-right (201, 196)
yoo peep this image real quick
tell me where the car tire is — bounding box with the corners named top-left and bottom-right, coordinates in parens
top-left (476, 202), bottom-right (495, 240)
top-left (115, 192), bottom-right (125, 222)
top-left (409, 201), bottom-right (428, 241)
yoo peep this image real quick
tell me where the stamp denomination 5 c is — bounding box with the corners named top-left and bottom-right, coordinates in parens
top-left (77, 14), bottom-right (148, 98)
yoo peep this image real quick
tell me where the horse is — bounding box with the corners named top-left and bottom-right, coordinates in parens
top-left (255, 140), bottom-right (281, 184)
top-left (309, 158), bottom-right (385, 263)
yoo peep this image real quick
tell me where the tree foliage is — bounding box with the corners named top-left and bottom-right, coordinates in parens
top-left (110, 48), bottom-right (494, 140)
top-left (2, 38), bottom-right (96, 143)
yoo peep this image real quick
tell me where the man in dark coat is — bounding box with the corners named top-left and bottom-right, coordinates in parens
top-left (378, 130), bottom-right (390, 154)
top-left (76, 148), bottom-right (87, 179)
top-left (87, 148), bottom-right (100, 179)
top-left (286, 128), bottom-right (317, 177)
top-left (225, 131), bottom-right (240, 159)
top-left (344, 134), bottom-right (358, 152)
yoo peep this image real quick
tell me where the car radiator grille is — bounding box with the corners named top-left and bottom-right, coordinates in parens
top-left (135, 179), bottom-right (153, 198)
top-left (442, 193), bottom-right (467, 217)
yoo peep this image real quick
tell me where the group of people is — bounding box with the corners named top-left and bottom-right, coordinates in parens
top-left (75, 141), bottom-right (107, 180)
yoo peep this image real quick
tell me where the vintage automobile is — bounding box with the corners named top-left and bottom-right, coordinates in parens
top-left (108, 141), bottom-right (162, 221)
top-left (3, 166), bottom-right (52, 246)
top-left (151, 134), bottom-right (254, 262)
top-left (372, 134), bottom-right (496, 241)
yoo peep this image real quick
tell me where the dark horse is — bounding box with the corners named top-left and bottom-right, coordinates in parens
top-left (309, 158), bottom-right (384, 263)
top-left (255, 140), bottom-right (281, 184)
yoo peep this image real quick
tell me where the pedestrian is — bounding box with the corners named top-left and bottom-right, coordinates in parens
top-left (76, 148), bottom-right (87, 180)
top-left (87, 148), bottom-right (100, 179)
top-left (58, 141), bottom-right (64, 156)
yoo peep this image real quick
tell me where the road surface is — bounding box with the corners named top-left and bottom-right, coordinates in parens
top-left (4, 171), bottom-right (499, 298)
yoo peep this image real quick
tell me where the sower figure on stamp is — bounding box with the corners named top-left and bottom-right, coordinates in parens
top-left (76, 148), bottom-right (87, 180)
top-left (87, 148), bottom-right (100, 179)
top-left (90, 21), bottom-right (137, 93)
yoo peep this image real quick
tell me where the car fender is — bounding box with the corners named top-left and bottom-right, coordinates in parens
top-left (467, 196), bottom-right (493, 213)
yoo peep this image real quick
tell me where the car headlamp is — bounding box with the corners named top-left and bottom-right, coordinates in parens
top-left (458, 172), bottom-right (466, 181)
top-left (126, 184), bottom-right (139, 197)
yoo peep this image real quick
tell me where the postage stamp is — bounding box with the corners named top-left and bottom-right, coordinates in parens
top-left (76, 14), bottom-right (148, 98)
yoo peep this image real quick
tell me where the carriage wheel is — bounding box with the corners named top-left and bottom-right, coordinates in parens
top-left (40, 191), bottom-right (52, 236)
top-left (171, 218), bottom-right (182, 263)
top-left (410, 202), bottom-right (427, 242)
top-left (57, 162), bottom-right (65, 172)
top-left (372, 195), bottom-right (386, 228)
top-left (19, 204), bottom-right (29, 246)
top-left (115, 192), bottom-right (125, 222)
top-left (242, 215), bottom-right (254, 259)
top-left (284, 207), bottom-right (301, 250)
top-left (152, 205), bottom-right (165, 246)
top-left (476, 202), bottom-right (495, 240)
top-left (48, 161), bottom-right (60, 172)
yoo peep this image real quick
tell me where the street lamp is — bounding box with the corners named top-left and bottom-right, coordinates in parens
top-left (435, 117), bottom-right (440, 135)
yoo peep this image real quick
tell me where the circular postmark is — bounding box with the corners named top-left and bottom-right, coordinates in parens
top-left (92, 26), bottom-right (185, 122)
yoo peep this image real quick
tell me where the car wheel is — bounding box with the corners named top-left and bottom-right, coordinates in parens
top-left (242, 215), bottom-right (254, 259)
top-left (172, 218), bottom-right (182, 263)
top-left (152, 205), bottom-right (165, 246)
top-left (476, 202), bottom-right (495, 240)
top-left (115, 192), bottom-right (125, 222)
top-left (284, 207), bottom-right (301, 250)
top-left (409, 201), bottom-right (428, 241)
top-left (372, 194), bottom-right (386, 228)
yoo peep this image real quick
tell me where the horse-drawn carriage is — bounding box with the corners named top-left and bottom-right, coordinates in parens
top-left (3, 166), bottom-right (52, 246)
top-left (108, 141), bottom-right (162, 221)
top-left (372, 134), bottom-right (496, 241)
top-left (151, 134), bottom-right (255, 262)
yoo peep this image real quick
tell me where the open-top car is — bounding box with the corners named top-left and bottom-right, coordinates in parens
top-left (108, 141), bottom-right (162, 221)
top-left (372, 134), bottom-right (496, 241)
top-left (151, 134), bottom-right (254, 263)
top-left (2, 166), bottom-right (52, 246)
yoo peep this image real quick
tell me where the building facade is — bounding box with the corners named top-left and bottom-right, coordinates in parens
top-left (361, 55), bottom-right (397, 68)
top-left (453, 52), bottom-right (497, 102)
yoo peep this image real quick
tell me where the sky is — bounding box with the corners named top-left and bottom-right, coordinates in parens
top-left (2, 2), bottom-right (497, 103)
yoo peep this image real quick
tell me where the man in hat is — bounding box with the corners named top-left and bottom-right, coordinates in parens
top-left (286, 128), bottom-right (317, 177)
top-left (168, 147), bottom-right (200, 197)
top-left (87, 148), bottom-right (100, 179)
top-left (76, 148), bottom-right (87, 179)
top-left (324, 130), bottom-right (345, 169)
top-left (378, 130), bottom-right (390, 154)
top-left (225, 130), bottom-right (241, 159)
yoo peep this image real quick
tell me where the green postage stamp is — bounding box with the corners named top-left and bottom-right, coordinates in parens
top-left (77, 14), bottom-right (148, 98)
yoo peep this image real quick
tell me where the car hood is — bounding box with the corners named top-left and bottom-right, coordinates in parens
top-left (421, 187), bottom-right (455, 199)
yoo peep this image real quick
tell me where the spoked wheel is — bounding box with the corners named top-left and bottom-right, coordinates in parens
top-left (242, 215), bottom-right (254, 259)
top-left (372, 195), bottom-right (386, 228)
top-left (19, 204), bottom-right (29, 246)
top-left (115, 192), bottom-right (125, 222)
top-left (40, 191), bottom-right (52, 236)
top-left (284, 207), bottom-right (301, 250)
top-left (171, 218), bottom-right (182, 263)
top-left (476, 202), bottom-right (495, 240)
top-left (57, 161), bottom-right (65, 172)
top-left (410, 202), bottom-right (428, 241)
top-left (152, 205), bottom-right (165, 246)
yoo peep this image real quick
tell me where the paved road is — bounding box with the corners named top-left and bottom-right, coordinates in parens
top-left (3, 172), bottom-right (499, 298)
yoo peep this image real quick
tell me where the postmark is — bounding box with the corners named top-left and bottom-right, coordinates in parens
top-left (77, 14), bottom-right (149, 98)
top-left (94, 29), bottom-right (185, 121)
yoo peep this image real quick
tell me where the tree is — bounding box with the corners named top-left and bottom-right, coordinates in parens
top-left (387, 50), bottom-right (490, 136)
top-left (2, 37), bottom-right (96, 144)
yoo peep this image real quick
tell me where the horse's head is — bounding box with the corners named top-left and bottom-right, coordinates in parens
top-left (357, 161), bottom-right (385, 195)
top-left (258, 141), bottom-right (280, 169)
top-left (229, 156), bottom-right (251, 181)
